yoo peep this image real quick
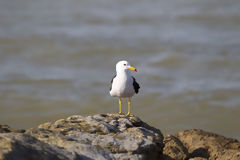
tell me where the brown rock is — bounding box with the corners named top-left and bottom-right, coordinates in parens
top-left (176, 129), bottom-right (240, 160)
top-left (189, 158), bottom-right (208, 160)
top-left (0, 125), bottom-right (25, 133)
top-left (160, 134), bottom-right (188, 160)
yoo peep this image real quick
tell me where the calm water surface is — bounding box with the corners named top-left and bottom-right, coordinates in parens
top-left (0, 0), bottom-right (240, 140)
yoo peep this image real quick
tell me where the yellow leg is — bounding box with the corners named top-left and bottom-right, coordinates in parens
top-left (118, 98), bottom-right (123, 114)
top-left (126, 98), bottom-right (133, 116)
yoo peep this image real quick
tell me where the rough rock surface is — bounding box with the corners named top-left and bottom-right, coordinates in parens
top-left (0, 125), bottom-right (25, 133)
top-left (0, 114), bottom-right (240, 160)
top-left (160, 134), bottom-right (189, 160)
top-left (175, 129), bottom-right (240, 160)
top-left (0, 133), bottom-right (77, 160)
top-left (26, 113), bottom-right (164, 160)
top-left (160, 129), bottom-right (240, 160)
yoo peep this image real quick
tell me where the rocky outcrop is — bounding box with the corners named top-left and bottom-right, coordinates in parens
top-left (0, 114), bottom-right (240, 160)
top-left (176, 129), bottom-right (240, 160)
top-left (0, 133), bottom-right (76, 160)
top-left (161, 129), bottom-right (240, 160)
top-left (160, 134), bottom-right (189, 160)
top-left (1, 114), bottom-right (164, 160)
top-left (0, 125), bottom-right (25, 133)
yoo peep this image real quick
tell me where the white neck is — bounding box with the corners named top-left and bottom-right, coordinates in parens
top-left (116, 69), bottom-right (130, 76)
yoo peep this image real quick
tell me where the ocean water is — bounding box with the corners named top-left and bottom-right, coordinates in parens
top-left (0, 0), bottom-right (240, 140)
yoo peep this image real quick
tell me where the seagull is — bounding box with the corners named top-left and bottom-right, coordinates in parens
top-left (110, 60), bottom-right (140, 116)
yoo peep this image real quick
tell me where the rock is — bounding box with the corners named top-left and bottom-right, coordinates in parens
top-left (175, 129), bottom-right (240, 160)
top-left (26, 113), bottom-right (164, 160)
top-left (1, 115), bottom-right (240, 160)
top-left (160, 134), bottom-right (188, 160)
top-left (0, 125), bottom-right (25, 133)
top-left (0, 133), bottom-right (77, 160)
top-left (189, 158), bottom-right (208, 160)
top-left (161, 129), bottom-right (240, 160)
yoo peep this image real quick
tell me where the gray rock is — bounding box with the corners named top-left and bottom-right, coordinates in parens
top-left (26, 113), bottom-right (164, 160)
top-left (2, 114), bottom-right (239, 160)
top-left (0, 133), bottom-right (77, 160)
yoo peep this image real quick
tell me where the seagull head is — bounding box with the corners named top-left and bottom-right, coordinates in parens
top-left (116, 60), bottom-right (137, 73)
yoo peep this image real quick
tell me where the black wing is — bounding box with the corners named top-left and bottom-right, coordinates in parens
top-left (132, 76), bottom-right (140, 94)
top-left (110, 75), bottom-right (116, 91)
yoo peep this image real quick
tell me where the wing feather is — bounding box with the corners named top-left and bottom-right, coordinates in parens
top-left (132, 76), bottom-right (140, 94)
top-left (109, 75), bottom-right (116, 91)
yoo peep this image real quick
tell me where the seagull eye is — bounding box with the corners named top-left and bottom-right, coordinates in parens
top-left (123, 64), bottom-right (126, 66)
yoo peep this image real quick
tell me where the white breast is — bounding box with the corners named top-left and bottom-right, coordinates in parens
top-left (110, 73), bottom-right (135, 98)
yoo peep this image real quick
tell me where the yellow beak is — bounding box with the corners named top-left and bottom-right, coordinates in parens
top-left (128, 66), bottom-right (137, 72)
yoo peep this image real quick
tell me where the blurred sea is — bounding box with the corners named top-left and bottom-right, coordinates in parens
top-left (0, 0), bottom-right (240, 140)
